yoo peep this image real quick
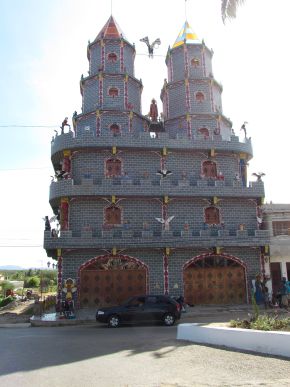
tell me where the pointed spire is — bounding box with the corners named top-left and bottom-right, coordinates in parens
top-left (94, 15), bottom-right (125, 41)
top-left (172, 21), bottom-right (200, 48)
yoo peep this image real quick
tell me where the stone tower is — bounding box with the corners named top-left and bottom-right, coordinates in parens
top-left (44, 17), bottom-right (269, 308)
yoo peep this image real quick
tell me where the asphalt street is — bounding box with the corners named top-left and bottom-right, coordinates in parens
top-left (0, 323), bottom-right (290, 387)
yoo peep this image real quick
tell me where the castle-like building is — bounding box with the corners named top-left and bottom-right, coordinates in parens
top-left (44, 16), bottom-right (269, 308)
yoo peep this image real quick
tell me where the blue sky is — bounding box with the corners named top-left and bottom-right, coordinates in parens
top-left (1, 0), bottom-right (290, 268)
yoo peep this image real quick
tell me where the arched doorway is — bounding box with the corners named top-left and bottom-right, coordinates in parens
top-left (202, 160), bottom-right (217, 178)
top-left (183, 253), bottom-right (247, 305)
top-left (79, 255), bottom-right (148, 308)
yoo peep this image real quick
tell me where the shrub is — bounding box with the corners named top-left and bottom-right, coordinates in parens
top-left (230, 315), bottom-right (290, 331)
top-left (0, 295), bottom-right (15, 307)
top-left (25, 277), bottom-right (40, 288)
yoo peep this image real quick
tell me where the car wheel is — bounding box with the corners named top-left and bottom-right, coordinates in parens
top-left (163, 313), bottom-right (175, 326)
top-left (108, 314), bottom-right (120, 328)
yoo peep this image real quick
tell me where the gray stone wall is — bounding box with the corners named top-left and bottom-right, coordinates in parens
top-left (60, 246), bottom-right (261, 298)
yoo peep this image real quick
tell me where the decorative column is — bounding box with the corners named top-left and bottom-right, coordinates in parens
top-left (163, 248), bottom-right (170, 295)
top-left (186, 113), bottom-right (192, 138)
top-left (185, 78), bottom-right (190, 112)
top-left (60, 197), bottom-right (69, 231)
top-left (57, 249), bottom-right (63, 309)
top-left (98, 73), bottom-right (103, 108)
top-left (96, 109), bottom-right (101, 136)
top-left (120, 39), bottom-right (124, 72)
top-left (124, 74), bottom-right (128, 109)
top-left (100, 39), bottom-right (105, 71)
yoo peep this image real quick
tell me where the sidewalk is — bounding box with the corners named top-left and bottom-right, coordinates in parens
top-left (29, 304), bottom-right (256, 327)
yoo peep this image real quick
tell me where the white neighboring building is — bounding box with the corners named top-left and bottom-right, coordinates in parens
top-left (262, 204), bottom-right (290, 296)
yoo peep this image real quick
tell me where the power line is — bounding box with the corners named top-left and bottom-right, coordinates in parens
top-left (0, 166), bottom-right (51, 171)
top-left (0, 125), bottom-right (57, 128)
top-left (0, 245), bottom-right (42, 248)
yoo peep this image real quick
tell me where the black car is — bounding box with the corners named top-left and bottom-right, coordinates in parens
top-left (96, 295), bottom-right (181, 327)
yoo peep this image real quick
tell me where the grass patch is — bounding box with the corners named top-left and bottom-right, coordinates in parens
top-left (229, 314), bottom-right (290, 331)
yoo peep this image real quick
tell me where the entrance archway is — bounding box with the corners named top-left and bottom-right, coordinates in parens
top-left (183, 253), bottom-right (247, 305)
top-left (78, 255), bottom-right (148, 308)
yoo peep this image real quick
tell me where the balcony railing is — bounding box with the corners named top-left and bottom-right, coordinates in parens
top-left (51, 131), bottom-right (253, 157)
top-left (44, 228), bottom-right (270, 251)
top-left (49, 177), bottom-right (264, 201)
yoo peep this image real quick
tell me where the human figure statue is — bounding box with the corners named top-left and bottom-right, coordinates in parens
top-left (240, 121), bottom-right (248, 139)
top-left (60, 117), bottom-right (71, 134)
top-left (44, 216), bottom-right (51, 231)
top-left (149, 99), bottom-right (158, 122)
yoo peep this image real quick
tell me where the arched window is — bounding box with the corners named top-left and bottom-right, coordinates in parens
top-left (204, 206), bottom-right (220, 225)
top-left (110, 123), bottom-right (120, 136)
top-left (195, 91), bottom-right (205, 102)
top-left (191, 58), bottom-right (200, 67)
top-left (105, 205), bottom-right (122, 225)
top-left (202, 160), bottom-right (217, 178)
top-left (107, 52), bottom-right (118, 63)
top-left (106, 158), bottom-right (122, 177)
top-left (198, 127), bottom-right (209, 138)
top-left (108, 87), bottom-right (119, 98)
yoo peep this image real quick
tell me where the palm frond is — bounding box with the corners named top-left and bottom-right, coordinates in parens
top-left (221, 0), bottom-right (246, 23)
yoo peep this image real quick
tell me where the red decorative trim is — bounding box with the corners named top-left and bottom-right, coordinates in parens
top-left (184, 44), bottom-right (189, 78)
top-left (120, 42), bottom-right (124, 72)
top-left (163, 254), bottom-right (169, 295)
top-left (124, 79), bottom-right (128, 109)
top-left (77, 254), bottom-right (149, 304)
top-left (101, 42), bottom-right (105, 71)
top-left (183, 253), bottom-right (249, 302)
top-left (57, 256), bottom-right (63, 308)
top-left (96, 115), bottom-right (101, 136)
top-left (185, 82), bottom-right (190, 111)
top-left (99, 78), bottom-right (103, 107)
top-left (187, 118), bottom-right (192, 139)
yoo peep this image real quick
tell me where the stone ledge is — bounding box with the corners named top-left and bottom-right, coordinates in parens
top-left (177, 323), bottom-right (290, 358)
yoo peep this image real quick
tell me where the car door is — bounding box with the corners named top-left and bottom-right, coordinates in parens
top-left (140, 296), bottom-right (164, 322)
top-left (121, 296), bottom-right (146, 323)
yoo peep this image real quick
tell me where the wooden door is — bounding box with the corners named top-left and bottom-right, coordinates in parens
top-left (270, 262), bottom-right (282, 295)
top-left (184, 266), bottom-right (246, 305)
top-left (80, 269), bottom-right (146, 308)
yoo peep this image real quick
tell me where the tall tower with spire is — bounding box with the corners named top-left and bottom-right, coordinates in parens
top-left (44, 17), bottom-right (269, 310)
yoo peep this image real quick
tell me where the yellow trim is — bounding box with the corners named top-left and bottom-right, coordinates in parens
top-left (164, 196), bottom-right (169, 204)
top-left (111, 195), bottom-right (116, 204)
top-left (210, 149), bottom-right (215, 157)
top-left (213, 196), bottom-right (218, 205)
top-left (57, 249), bottom-right (62, 257)
top-left (162, 147), bottom-right (167, 156)
top-left (63, 150), bottom-right (71, 157)
top-left (61, 197), bottom-right (69, 204)
top-left (112, 146), bottom-right (117, 155)
top-left (165, 247), bottom-right (170, 256)
top-left (112, 247), bottom-right (117, 256)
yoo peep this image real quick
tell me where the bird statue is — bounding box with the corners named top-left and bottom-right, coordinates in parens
top-left (155, 216), bottom-right (175, 231)
top-left (252, 172), bottom-right (265, 181)
top-left (140, 36), bottom-right (161, 58)
top-left (240, 121), bottom-right (248, 139)
top-left (156, 169), bottom-right (172, 179)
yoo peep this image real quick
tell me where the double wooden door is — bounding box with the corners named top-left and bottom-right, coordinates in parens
top-left (80, 269), bottom-right (146, 307)
top-left (184, 266), bottom-right (246, 305)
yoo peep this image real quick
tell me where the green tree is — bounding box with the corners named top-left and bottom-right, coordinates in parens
top-left (26, 276), bottom-right (40, 288)
top-left (221, 0), bottom-right (245, 23)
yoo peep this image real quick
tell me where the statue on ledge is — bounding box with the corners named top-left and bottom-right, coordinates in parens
top-left (149, 99), bottom-right (158, 122)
